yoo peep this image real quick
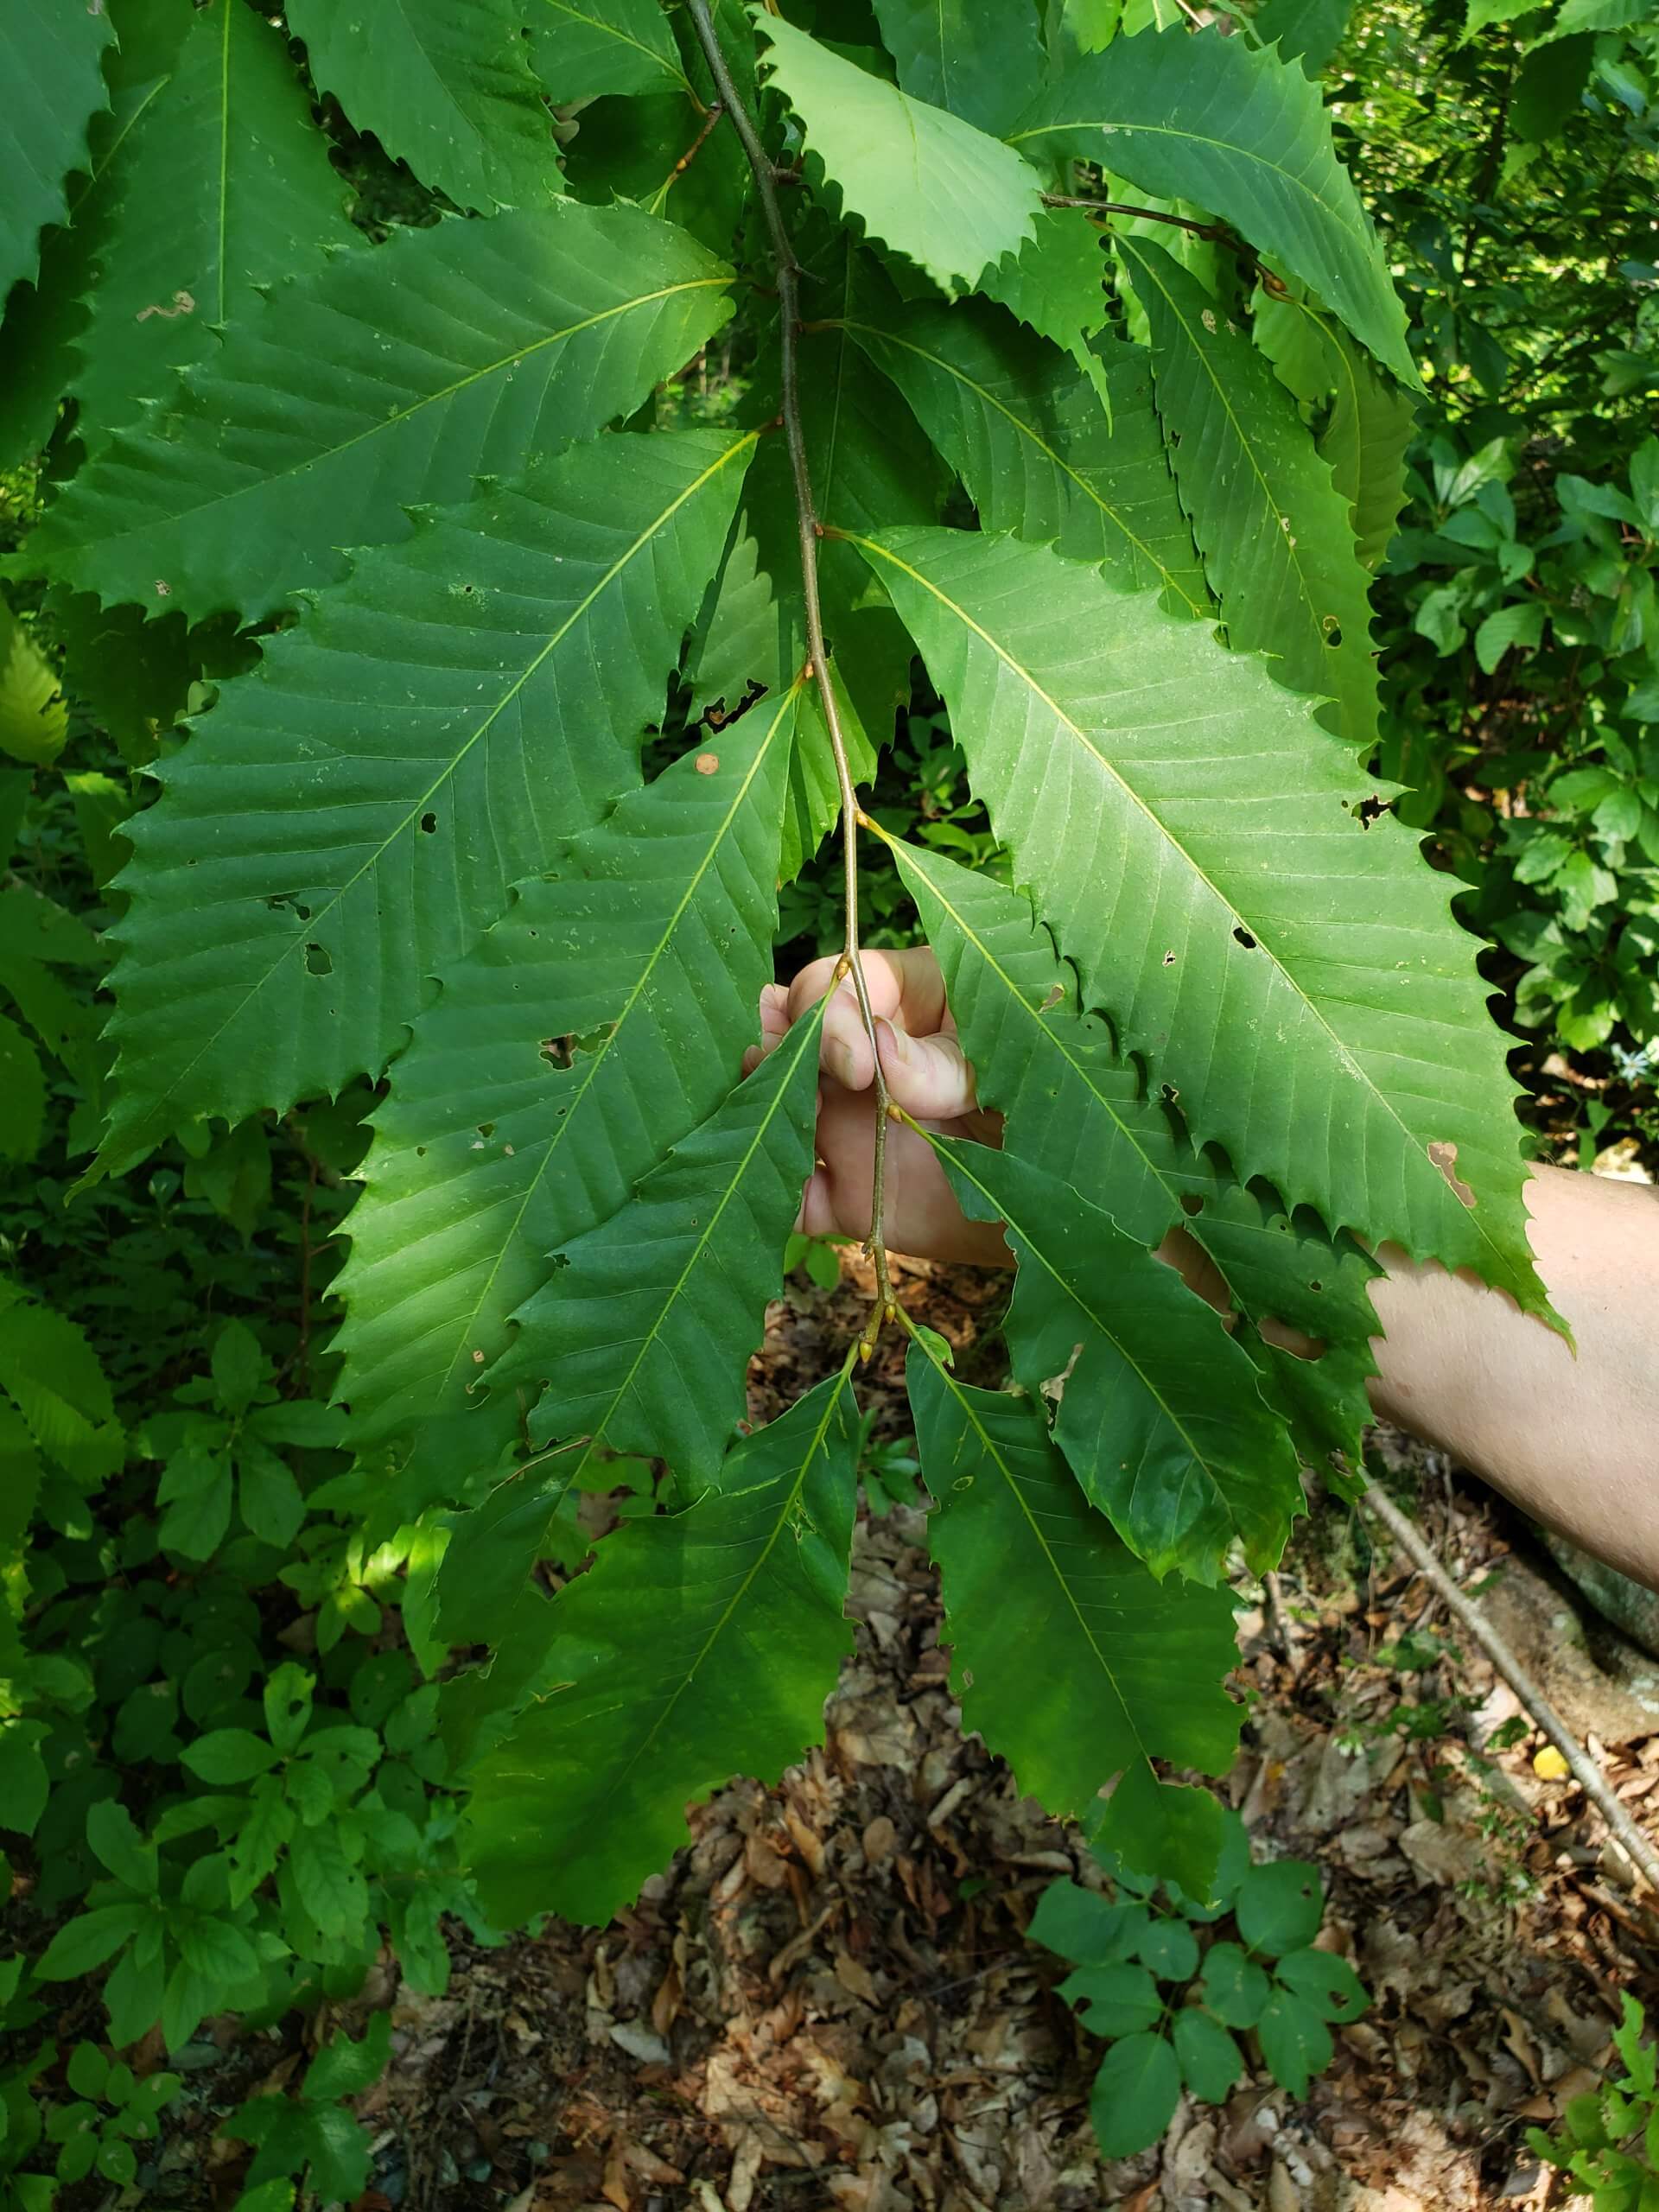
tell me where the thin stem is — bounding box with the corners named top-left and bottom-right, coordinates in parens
top-left (668, 99), bottom-right (725, 183)
top-left (685, 0), bottom-right (897, 1338)
top-left (1041, 192), bottom-right (1225, 241)
top-left (1363, 1479), bottom-right (1659, 1897)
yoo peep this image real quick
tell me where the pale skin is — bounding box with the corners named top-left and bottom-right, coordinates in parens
top-left (748, 950), bottom-right (1659, 1594)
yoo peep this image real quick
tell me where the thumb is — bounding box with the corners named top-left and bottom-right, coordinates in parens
top-left (874, 1016), bottom-right (979, 1121)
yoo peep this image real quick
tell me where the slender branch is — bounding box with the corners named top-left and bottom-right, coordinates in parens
top-left (1041, 191), bottom-right (1226, 242)
top-left (668, 99), bottom-right (725, 184)
top-left (1362, 1479), bottom-right (1659, 1898)
top-left (685, 0), bottom-right (897, 1338)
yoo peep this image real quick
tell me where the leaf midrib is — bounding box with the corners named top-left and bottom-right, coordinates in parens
top-left (925, 1351), bottom-right (1154, 1764)
top-left (516, 995), bottom-right (827, 1472)
top-left (861, 532), bottom-right (1520, 1285)
top-left (842, 314), bottom-right (1205, 617)
top-left (521, 1364), bottom-right (854, 1805)
top-left (933, 1133), bottom-right (1227, 1487)
top-left (541, 0), bottom-right (694, 98)
top-left (1122, 238), bottom-right (1344, 664)
top-left (78, 273), bottom-right (731, 556)
top-left (125, 431), bottom-right (759, 1128)
top-left (426, 677), bottom-right (801, 1414)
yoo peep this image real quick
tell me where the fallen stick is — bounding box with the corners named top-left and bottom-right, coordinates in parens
top-left (1361, 1478), bottom-right (1659, 1899)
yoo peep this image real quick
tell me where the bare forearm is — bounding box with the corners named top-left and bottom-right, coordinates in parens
top-left (1368, 1166), bottom-right (1659, 1590)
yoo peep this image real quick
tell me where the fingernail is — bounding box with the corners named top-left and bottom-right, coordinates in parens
top-left (877, 1016), bottom-right (910, 1065)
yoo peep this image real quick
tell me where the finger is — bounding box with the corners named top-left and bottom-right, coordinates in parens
top-left (785, 948), bottom-right (952, 1094)
top-left (753, 981), bottom-right (790, 1059)
top-left (874, 1015), bottom-right (979, 1121)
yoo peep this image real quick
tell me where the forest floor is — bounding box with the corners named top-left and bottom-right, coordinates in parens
top-left (173, 1252), bottom-right (1659, 2212)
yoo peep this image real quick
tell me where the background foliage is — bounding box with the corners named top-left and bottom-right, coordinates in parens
top-left (0, 0), bottom-right (1655, 2202)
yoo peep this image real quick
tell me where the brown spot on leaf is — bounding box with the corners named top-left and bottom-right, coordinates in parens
top-left (136, 289), bottom-right (195, 322)
top-left (1039, 982), bottom-right (1065, 1012)
top-left (695, 752), bottom-right (720, 776)
top-left (1428, 1140), bottom-right (1476, 1207)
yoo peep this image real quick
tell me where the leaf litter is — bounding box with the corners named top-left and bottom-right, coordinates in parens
top-left (96, 1255), bottom-right (1659, 2212)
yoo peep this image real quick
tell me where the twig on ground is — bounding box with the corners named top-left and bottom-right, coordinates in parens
top-left (1362, 1478), bottom-right (1659, 1898)
top-left (1262, 1568), bottom-right (1300, 1667)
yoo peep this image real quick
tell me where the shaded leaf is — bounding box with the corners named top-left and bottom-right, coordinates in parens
top-left (0, 0), bottom-right (114, 305)
top-left (529, 0), bottom-right (694, 100)
top-left (1124, 238), bottom-right (1379, 751)
top-left (871, 0), bottom-right (1046, 131)
top-left (908, 1348), bottom-right (1240, 1823)
top-left (0, 595), bottom-right (67, 766)
top-left (289, 0), bottom-right (558, 215)
top-left (462, 1371), bottom-right (860, 1926)
top-left (494, 995), bottom-right (824, 1486)
top-left (847, 293), bottom-right (1205, 615)
top-left (929, 1133), bottom-right (1304, 1580)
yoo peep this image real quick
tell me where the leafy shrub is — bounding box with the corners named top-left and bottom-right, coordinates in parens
top-left (1030, 1814), bottom-right (1368, 2158)
top-left (1351, 0), bottom-right (1659, 1133)
top-left (1529, 1993), bottom-right (1659, 2211)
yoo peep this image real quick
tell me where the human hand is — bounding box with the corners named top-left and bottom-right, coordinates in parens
top-left (744, 947), bottom-right (1011, 1266)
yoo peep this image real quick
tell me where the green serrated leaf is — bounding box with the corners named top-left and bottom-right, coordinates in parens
top-left (1125, 239), bottom-right (1379, 751)
top-left (0, 0), bottom-right (115, 306)
top-left (871, 0), bottom-right (1046, 131)
top-left (0, 1287), bottom-right (119, 1480)
top-left (1317, 319), bottom-right (1416, 572)
top-left (854, 525), bottom-right (1545, 1316)
top-left (0, 596), bottom-right (67, 766)
top-left (0, 0), bottom-right (188, 469)
top-left (929, 1133), bottom-right (1305, 1580)
top-left (907, 1349), bottom-right (1240, 1821)
top-left (289, 0), bottom-right (559, 215)
top-left (462, 1370), bottom-right (860, 1926)
top-left (0, 1014), bottom-right (44, 1163)
top-left (31, 199), bottom-right (734, 626)
top-left (529, 0), bottom-right (695, 101)
top-left (69, 0), bottom-right (355, 458)
top-left (1010, 26), bottom-right (1415, 383)
top-left (755, 13), bottom-right (1043, 295)
top-left (846, 294), bottom-right (1206, 616)
top-left (980, 210), bottom-right (1117, 406)
top-left (100, 425), bottom-right (757, 1170)
top-left (1255, 0), bottom-right (1354, 73)
top-left (487, 990), bottom-right (827, 1498)
top-left (336, 674), bottom-right (798, 1510)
